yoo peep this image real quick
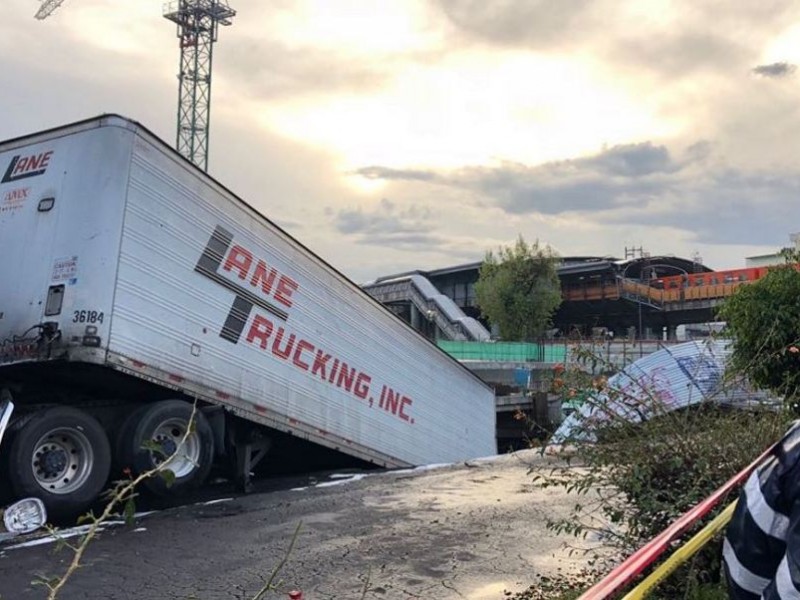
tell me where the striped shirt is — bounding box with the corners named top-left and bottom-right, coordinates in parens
top-left (725, 421), bottom-right (800, 599)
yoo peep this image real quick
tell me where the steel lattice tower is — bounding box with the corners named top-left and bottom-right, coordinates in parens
top-left (164, 1), bottom-right (235, 172)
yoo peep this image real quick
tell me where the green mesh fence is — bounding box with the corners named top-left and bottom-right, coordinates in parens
top-left (437, 341), bottom-right (567, 363)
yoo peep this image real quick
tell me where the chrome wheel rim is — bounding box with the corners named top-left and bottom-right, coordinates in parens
top-left (31, 428), bottom-right (94, 495)
top-left (150, 418), bottom-right (200, 479)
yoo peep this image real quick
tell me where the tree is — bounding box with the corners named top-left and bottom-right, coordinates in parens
top-left (717, 250), bottom-right (800, 403)
top-left (474, 235), bottom-right (561, 341)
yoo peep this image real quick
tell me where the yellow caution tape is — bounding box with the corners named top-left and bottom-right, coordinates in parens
top-left (621, 501), bottom-right (738, 600)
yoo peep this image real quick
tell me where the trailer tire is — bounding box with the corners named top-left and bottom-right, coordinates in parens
top-left (116, 400), bottom-right (214, 497)
top-left (6, 407), bottom-right (111, 520)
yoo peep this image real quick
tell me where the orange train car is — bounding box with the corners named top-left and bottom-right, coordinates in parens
top-left (562, 264), bottom-right (798, 305)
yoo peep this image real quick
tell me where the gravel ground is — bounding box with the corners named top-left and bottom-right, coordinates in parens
top-left (0, 450), bottom-right (602, 600)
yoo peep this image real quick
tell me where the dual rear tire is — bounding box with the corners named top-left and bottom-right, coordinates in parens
top-left (115, 400), bottom-right (214, 497)
top-left (4, 407), bottom-right (110, 520)
top-left (3, 400), bottom-right (213, 520)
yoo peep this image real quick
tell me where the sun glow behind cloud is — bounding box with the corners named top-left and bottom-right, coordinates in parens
top-left (259, 50), bottom-right (679, 173)
top-left (6, 0), bottom-right (798, 276)
top-left (266, 0), bottom-right (441, 54)
top-left (761, 23), bottom-right (800, 65)
top-left (61, 1), bottom-right (165, 57)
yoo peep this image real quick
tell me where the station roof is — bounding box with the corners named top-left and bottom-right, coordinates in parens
top-left (369, 255), bottom-right (711, 286)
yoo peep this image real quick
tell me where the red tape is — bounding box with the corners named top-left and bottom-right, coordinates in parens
top-left (578, 441), bottom-right (776, 600)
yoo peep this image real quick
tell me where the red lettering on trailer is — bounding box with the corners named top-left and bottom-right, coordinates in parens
top-left (336, 363), bottom-right (355, 391)
top-left (221, 244), bottom-right (300, 309)
top-left (271, 327), bottom-right (295, 359)
top-left (384, 387), bottom-right (399, 414)
top-left (3, 188), bottom-right (28, 202)
top-left (223, 245), bottom-right (252, 280)
top-left (1, 187), bottom-right (30, 213)
top-left (242, 315), bottom-right (414, 424)
top-left (13, 154), bottom-right (39, 175)
top-left (246, 315), bottom-right (273, 348)
top-left (275, 276), bottom-right (298, 308)
top-left (311, 350), bottom-right (331, 379)
top-left (2, 150), bottom-right (53, 183)
top-left (250, 261), bottom-right (278, 295)
top-left (293, 340), bottom-right (314, 370)
top-left (378, 385), bottom-right (413, 422)
top-left (399, 397), bottom-right (413, 422)
top-left (328, 358), bottom-right (340, 383)
top-left (354, 373), bottom-right (371, 400)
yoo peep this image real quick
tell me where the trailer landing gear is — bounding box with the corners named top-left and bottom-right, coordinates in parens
top-left (231, 429), bottom-right (271, 493)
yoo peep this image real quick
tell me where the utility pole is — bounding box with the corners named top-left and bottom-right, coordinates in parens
top-left (163, 0), bottom-right (235, 171)
top-left (623, 246), bottom-right (648, 343)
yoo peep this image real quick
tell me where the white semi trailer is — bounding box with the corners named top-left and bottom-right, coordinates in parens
top-left (0, 115), bottom-right (496, 518)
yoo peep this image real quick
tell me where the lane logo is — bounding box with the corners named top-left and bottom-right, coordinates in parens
top-left (1, 151), bottom-right (54, 183)
top-left (196, 225), bottom-right (298, 344)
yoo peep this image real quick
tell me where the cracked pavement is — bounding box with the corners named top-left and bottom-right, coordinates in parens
top-left (0, 450), bottom-right (597, 600)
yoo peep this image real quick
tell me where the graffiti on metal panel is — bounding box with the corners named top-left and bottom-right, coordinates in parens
top-left (676, 354), bottom-right (722, 397)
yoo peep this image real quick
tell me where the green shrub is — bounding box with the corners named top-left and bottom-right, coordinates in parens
top-left (532, 352), bottom-right (791, 597)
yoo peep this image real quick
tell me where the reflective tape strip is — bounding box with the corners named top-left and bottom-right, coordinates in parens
top-left (622, 501), bottom-right (739, 600)
top-left (722, 538), bottom-right (771, 595)
top-left (775, 556), bottom-right (800, 599)
top-left (744, 472), bottom-right (790, 539)
top-left (0, 399), bottom-right (13, 448)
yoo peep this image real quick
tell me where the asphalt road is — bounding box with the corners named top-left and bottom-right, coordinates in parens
top-left (0, 451), bottom-right (595, 600)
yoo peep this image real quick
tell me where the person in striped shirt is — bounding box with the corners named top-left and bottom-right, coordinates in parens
top-left (724, 421), bottom-right (800, 599)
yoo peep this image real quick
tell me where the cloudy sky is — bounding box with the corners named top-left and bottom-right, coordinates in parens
top-left (3, 1), bottom-right (800, 280)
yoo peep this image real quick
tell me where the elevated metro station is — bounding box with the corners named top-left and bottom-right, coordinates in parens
top-left (363, 254), bottom-right (747, 342)
top-left (363, 247), bottom-right (796, 447)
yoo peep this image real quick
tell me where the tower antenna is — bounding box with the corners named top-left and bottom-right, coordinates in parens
top-left (163, 0), bottom-right (235, 171)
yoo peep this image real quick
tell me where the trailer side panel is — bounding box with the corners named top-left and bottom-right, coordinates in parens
top-left (107, 125), bottom-right (496, 466)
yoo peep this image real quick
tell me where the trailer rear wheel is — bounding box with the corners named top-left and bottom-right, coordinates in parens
top-left (7, 407), bottom-right (111, 520)
top-left (116, 400), bottom-right (214, 497)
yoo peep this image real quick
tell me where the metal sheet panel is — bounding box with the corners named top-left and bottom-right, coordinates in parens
top-left (552, 339), bottom-right (780, 442)
top-left (106, 123), bottom-right (496, 466)
top-left (0, 120), bottom-right (131, 365)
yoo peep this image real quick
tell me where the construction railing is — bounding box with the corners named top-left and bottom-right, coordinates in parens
top-left (577, 441), bottom-right (777, 599)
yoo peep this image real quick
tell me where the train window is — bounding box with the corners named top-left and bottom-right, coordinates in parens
top-left (739, 273), bottom-right (748, 281)
top-left (694, 278), bottom-right (704, 286)
top-left (724, 274), bottom-right (735, 283)
top-left (711, 277), bottom-right (719, 285)
top-left (669, 281), bottom-right (678, 289)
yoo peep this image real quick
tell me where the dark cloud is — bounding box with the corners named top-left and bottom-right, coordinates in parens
top-left (351, 232), bottom-right (445, 249)
top-left (579, 142), bottom-right (678, 177)
top-left (355, 142), bottom-right (687, 214)
top-left (354, 141), bottom-right (796, 247)
top-left (329, 199), bottom-right (443, 249)
top-left (752, 62), bottom-right (797, 78)
top-left (600, 169), bottom-right (800, 246)
top-left (353, 166), bottom-right (442, 183)
top-left (609, 32), bottom-right (751, 78)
